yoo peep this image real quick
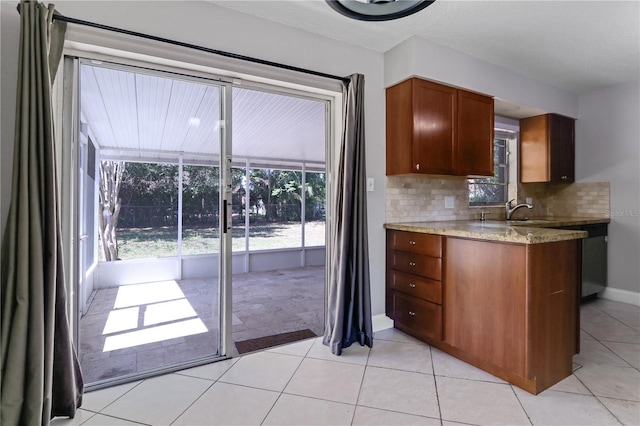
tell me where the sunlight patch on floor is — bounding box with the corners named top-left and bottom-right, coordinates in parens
top-left (144, 299), bottom-right (198, 327)
top-left (103, 318), bottom-right (208, 352)
top-left (114, 280), bottom-right (185, 309)
top-left (102, 307), bottom-right (139, 335)
top-left (102, 280), bottom-right (207, 352)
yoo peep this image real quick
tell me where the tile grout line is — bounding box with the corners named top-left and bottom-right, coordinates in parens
top-left (80, 413), bottom-right (151, 426)
top-left (348, 341), bottom-right (373, 424)
top-left (586, 301), bottom-right (640, 332)
top-left (428, 345), bottom-right (444, 425)
top-left (595, 340), bottom-right (637, 369)
top-left (593, 394), bottom-right (633, 425)
top-left (91, 379), bottom-right (146, 415)
top-left (168, 359), bottom-right (242, 425)
top-left (508, 384), bottom-right (534, 426)
top-left (258, 348), bottom-right (310, 425)
top-left (167, 379), bottom-right (217, 425)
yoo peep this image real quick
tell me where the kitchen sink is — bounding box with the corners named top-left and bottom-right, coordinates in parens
top-left (506, 218), bottom-right (567, 227)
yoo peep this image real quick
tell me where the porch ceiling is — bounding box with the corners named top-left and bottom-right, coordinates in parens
top-left (80, 63), bottom-right (327, 164)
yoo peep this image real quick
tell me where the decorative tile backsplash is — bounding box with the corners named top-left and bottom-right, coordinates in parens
top-left (386, 176), bottom-right (610, 223)
top-left (386, 175), bottom-right (492, 222)
top-left (517, 181), bottom-right (610, 218)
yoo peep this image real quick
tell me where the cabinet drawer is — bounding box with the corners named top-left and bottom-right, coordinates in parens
top-left (389, 231), bottom-right (442, 257)
top-left (389, 270), bottom-right (442, 304)
top-left (394, 292), bottom-right (442, 341)
top-left (389, 251), bottom-right (442, 280)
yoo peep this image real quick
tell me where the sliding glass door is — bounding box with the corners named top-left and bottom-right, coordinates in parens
top-left (74, 60), bottom-right (229, 387)
top-left (228, 86), bottom-right (327, 355)
top-left (67, 57), bottom-right (331, 388)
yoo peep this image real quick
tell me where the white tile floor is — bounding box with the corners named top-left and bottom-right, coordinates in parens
top-left (53, 298), bottom-right (639, 425)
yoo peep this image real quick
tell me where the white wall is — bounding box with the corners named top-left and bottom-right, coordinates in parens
top-left (0, 1), bottom-right (389, 315)
top-left (576, 82), bottom-right (640, 295)
top-left (385, 36), bottom-right (579, 118)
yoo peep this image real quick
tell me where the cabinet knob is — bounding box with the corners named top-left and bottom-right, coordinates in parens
top-left (409, 261), bottom-right (416, 267)
top-left (415, 163), bottom-right (420, 171)
top-left (409, 283), bottom-right (416, 288)
top-left (409, 240), bottom-right (416, 245)
top-left (408, 311), bottom-right (416, 316)
top-left (561, 175), bottom-right (568, 180)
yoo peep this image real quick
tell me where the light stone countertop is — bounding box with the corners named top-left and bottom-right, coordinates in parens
top-left (383, 218), bottom-right (610, 244)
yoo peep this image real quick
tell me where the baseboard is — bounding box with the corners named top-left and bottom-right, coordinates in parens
top-left (599, 287), bottom-right (640, 307)
top-left (372, 314), bottom-right (393, 332)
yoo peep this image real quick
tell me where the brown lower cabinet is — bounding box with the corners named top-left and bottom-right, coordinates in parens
top-left (386, 230), bottom-right (580, 394)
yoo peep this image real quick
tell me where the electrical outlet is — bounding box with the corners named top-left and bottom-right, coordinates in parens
top-left (526, 197), bottom-right (533, 205)
top-left (367, 178), bottom-right (374, 192)
top-left (445, 196), bottom-right (454, 209)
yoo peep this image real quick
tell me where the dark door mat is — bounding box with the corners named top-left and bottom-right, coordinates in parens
top-left (235, 329), bottom-right (317, 354)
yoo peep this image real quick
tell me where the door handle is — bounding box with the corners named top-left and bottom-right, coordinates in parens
top-left (223, 199), bottom-right (228, 233)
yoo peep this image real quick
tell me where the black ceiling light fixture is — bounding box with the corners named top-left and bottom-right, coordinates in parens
top-left (325, 0), bottom-right (435, 22)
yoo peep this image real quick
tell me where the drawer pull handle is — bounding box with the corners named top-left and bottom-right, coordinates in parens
top-left (409, 283), bottom-right (416, 288)
top-left (408, 311), bottom-right (416, 316)
top-left (409, 240), bottom-right (416, 245)
top-left (409, 262), bottom-right (416, 267)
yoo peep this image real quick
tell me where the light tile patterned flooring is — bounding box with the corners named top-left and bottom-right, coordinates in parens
top-left (57, 298), bottom-right (639, 425)
top-left (80, 267), bottom-right (325, 384)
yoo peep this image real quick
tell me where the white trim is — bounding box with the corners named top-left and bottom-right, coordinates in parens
top-left (63, 38), bottom-right (341, 98)
top-left (599, 288), bottom-right (640, 307)
top-left (372, 314), bottom-right (394, 332)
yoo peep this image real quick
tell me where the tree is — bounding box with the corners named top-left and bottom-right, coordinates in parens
top-left (271, 171), bottom-right (303, 222)
top-left (99, 160), bottom-right (125, 261)
top-left (118, 162), bottom-right (179, 227)
top-left (304, 172), bottom-right (326, 220)
top-left (182, 165), bottom-right (220, 226)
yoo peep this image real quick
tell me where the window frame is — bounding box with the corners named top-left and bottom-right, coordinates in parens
top-left (468, 130), bottom-right (514, 207)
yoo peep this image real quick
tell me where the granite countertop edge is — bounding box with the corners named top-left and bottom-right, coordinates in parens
top-left (383, 217), bottom-right (609, 244)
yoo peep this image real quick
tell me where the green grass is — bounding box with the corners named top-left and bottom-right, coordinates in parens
top-left (102, 221), bottom-right (326, 260)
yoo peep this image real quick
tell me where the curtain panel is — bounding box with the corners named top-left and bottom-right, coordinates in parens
top-left (323, 73), bottom-right (373, 355)
top-left (1, 2), bottom-right (83, 425)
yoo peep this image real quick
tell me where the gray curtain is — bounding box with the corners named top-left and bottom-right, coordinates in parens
top-left (323, 74), bottom-right (373, 355)
top-left (1, 1), bottom-right (83, 425)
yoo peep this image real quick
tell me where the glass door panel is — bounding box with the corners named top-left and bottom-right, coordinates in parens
top-left (77, 62), bottom-right (225, 386)
top-left (229, 86), bottom-right (327, 354)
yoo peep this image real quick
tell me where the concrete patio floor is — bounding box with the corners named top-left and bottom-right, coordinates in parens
top-left (79, 266), bottom-right (325, 384)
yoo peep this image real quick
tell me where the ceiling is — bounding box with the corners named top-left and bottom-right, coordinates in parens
top-left (80, 1), bottom-right (638, 162)
top-left (81, 64), bottom-right (327, 164)
top-left (205, 0), bottom-right (640, 96)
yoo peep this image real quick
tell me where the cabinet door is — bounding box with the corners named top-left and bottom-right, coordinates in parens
top-left (386, 79), bottom-right (415, 175)
top-left (520, 114), bottom-right (575, 183)
top-left (412, 79), bottom-right (456, 175)
top-left (456, 90), bottom-right (494, 176)
top-left (444, 238), bottom-right (527, 377)
top-left (519, 114), bottom-right (549, 182)
top-left (549, 114), bottom-right (575, 182)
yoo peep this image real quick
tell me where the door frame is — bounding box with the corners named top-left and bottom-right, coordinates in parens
top-left (57, 49), bottom-right (338, 390)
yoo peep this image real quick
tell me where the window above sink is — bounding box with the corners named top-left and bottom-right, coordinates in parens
top-left (468, 129), bottom-right (514, 207)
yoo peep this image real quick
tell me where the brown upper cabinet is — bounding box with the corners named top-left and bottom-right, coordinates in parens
top-left (386, 78), bottom-right (494, 176)
top-left (519, 113), bottom-right (575, 183)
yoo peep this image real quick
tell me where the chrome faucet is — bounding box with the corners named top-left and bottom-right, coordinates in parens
top-left (505, 199), bottom-right (533, 220)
